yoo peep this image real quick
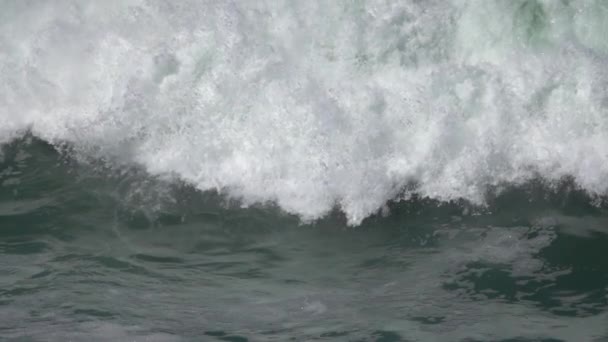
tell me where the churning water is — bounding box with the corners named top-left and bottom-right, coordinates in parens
top-left (2, 1), bottom-right (608, 341)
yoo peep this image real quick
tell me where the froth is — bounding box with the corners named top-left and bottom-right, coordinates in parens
top-left (2, 1), bottom-right (608, 224)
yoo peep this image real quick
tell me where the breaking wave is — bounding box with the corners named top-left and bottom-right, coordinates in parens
top-left (2, 0), bottom-right (608, 224)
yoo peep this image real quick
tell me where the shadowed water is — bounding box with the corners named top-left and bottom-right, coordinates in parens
top-left (2, 139), bottom-right (608, 341)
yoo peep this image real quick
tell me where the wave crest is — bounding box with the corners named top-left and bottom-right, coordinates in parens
top-left (2, 1), bottom-right (608, 224)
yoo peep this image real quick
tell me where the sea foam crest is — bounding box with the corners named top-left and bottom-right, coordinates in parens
top-left (2, 1), bottom-right (608, 224)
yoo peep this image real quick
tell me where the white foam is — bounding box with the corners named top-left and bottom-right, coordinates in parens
top-left (2, 1), bottom-right (608, 224)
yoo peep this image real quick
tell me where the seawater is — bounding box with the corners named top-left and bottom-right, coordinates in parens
top-left (2, 1), bottom-right (608, 341)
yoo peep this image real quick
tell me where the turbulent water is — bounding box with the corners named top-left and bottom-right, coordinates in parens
top-left (2, 1), bottom-right (608, 341)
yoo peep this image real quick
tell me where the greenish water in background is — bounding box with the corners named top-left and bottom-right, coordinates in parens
top-left (2, 139), bottom-right (608, 341)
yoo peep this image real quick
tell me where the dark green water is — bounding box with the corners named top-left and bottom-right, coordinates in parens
top-left (2, 139), bottom-right (608, 341)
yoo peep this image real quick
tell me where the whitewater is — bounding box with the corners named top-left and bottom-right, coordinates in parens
top-left (2, 0), bottom-right (608, 225)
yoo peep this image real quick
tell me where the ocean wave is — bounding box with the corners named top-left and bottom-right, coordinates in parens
top-left (2, 1), bottom-right (608, 224)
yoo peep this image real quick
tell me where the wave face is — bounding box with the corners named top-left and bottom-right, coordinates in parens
top-left (2, 1), bottom-right (608, 224)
